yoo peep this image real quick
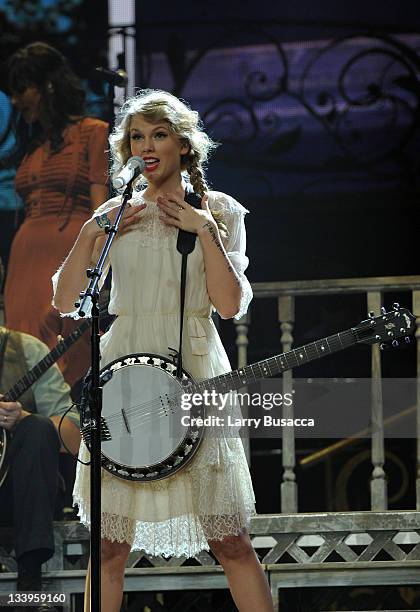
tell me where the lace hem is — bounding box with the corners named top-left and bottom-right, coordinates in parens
top-left (76, 509), bottom-right (254, 558)
top-left (51, 269), bottom-right (85, 319)
top-left (235, 271), bottom-right (253, 320)
top-left (51, 267), bottom-right (100, 319)
top-left (208, 191), bottom-right (249, 216)
top-left (73, 436), bottom-right (255, 557)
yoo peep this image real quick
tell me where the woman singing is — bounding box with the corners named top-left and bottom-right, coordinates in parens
top-left (53, 89), bottom-right (274, 612)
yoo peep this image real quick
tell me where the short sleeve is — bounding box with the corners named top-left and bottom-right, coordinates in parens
top-left (87, 119), bottom-right (109, 185)
top-left (51, 268), bottom-right (107, 320)
top-left (208, 191), bottom-right (253, 320)
top-left (20, 333), bottom-right (78, 427)
top-left (51, 197), bottom-right (120, 319)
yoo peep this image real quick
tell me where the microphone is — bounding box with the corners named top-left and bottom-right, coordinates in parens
top-left (112, 156), bottom-right (145, 190)
top-left (94, 66), bottom-right (128, 87)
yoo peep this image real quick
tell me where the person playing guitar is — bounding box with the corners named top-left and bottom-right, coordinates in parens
top-left (0, 256), bottom-right (81, 596)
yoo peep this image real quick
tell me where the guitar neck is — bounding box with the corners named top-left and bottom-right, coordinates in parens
top-left (198, 328), bottom-right (357, 395)
top-left (3, 319), bottom-right (91, 402)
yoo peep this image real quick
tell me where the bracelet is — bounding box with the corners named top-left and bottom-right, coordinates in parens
top-left (95, 213), bottom-right (112, 230)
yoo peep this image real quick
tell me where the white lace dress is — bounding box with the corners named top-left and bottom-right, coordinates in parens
top-left (54, 189), bottom-right (255, 558)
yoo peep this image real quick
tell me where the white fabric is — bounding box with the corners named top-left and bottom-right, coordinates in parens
top-left (55, 190), bottom-right (255, 558)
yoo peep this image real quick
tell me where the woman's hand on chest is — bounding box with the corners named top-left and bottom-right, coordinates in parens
top-left (156, 192), bottom-right (215, 234)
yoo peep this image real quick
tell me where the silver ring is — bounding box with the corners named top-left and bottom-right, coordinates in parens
top-left (3, 416), bottom-right (7, 422)
top-left (95, 213), bottom-right (112, 230)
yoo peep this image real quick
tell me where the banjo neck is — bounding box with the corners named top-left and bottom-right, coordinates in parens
top-left (192, 306), bottom-right (414, 396)
top-left (194, 329), bottom-right (356, 396)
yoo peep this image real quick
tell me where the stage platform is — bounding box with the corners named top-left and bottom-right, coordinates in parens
top-left (1, 511), bottom-right (419, 611)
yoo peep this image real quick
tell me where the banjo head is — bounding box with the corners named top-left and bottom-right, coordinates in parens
top-left (81, 353), bottom-right (204, 482)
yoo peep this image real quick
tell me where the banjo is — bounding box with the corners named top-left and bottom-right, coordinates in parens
top-left (0, 319), bottom-right (91, 487)
top-left (80, 305), bottom-right (415, 483)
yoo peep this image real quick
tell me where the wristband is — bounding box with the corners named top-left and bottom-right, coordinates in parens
top-left (95, 213), bottom-right (112, 230)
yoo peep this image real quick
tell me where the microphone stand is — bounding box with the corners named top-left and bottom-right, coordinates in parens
top-left (77, 174), bottom-right (137, 612)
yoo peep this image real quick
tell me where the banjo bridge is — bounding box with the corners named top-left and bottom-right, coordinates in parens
top-left (121, 408), bottom-right (131, 433)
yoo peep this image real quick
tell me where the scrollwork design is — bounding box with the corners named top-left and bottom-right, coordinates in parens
top-left (260, 111), bottom-right (282, 134)
top-left (136, 20), bottom-right (420, 195)
top-left (244, 70), bottom-right (287, 102)
top-left (314, 91), bottom-right (337, 123)
top-left (299, 35), bottom-right (420, 164)
top-left (202, 99), bottom-right (258, 144)
top-left (207, 31), bottom-right (416, 166)
top-left (177, 25), bottom-right (290, 148)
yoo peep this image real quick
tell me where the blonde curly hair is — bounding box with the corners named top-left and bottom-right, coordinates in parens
top-left (109, 89), bottom-right (217, 197)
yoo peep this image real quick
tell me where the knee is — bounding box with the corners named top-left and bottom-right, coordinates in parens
top-left (17, 413), bottom-right (55, 433)
top-left (101, 538), bottom-right (130, 569)
top-left (30, 414), bottom-right (57, 434)
top-left (209, 533), bottom-right (256, 564)
top-left (15, 414), bottom-right (59, 449)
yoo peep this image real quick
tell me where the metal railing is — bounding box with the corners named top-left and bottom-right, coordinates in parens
top-left (234, 275), bottom-right (420, 513)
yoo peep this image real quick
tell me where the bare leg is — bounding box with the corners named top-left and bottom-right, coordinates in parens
top-left (84, 558), bottom-right (90, 612)
top-left (84, 539), bottom-right (131, 612)
top-left (101, 539), bottom-right (131, 612)
top-left (209, 532), bottom-right (274, 612)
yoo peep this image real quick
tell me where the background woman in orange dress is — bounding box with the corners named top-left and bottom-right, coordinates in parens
top-left (4, 42), bottom-right (109, 389)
